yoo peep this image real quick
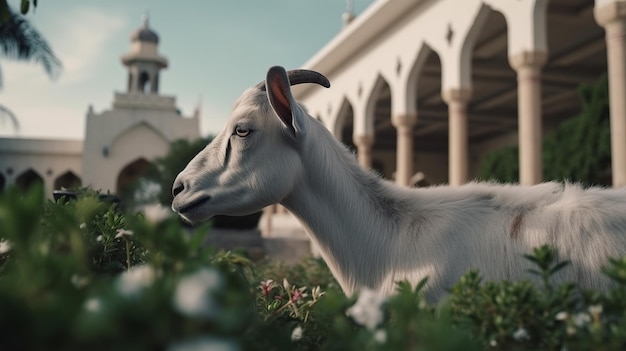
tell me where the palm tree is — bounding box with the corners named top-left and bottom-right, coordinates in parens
top-left (0, 0), bottom-right (62, 131)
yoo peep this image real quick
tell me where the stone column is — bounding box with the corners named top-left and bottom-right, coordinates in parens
top-left (392, 114), bottom-right (417, 186)
top-left (595, 2), bottom-right (626, 187)
top-left (510, 51), bottom-right (547, 185)
top-left (353, 134), bottom-right (374, 169)
top-left (442, 88), bottom-right (472, 186)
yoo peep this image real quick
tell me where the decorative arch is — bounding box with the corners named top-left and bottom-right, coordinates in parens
top-left (364, 75), bottom-right (393, 178)
top-left (116, 158), bottom-right (153, 198)
top-left (333, 97), bottom-right (356, 152)
top-left (15, 169), bottom-right (43, 192)
top-left (398, 43), bottom-right (435, 117)
top-left (54, 171), bottom-right (81, 190)
top-left (109, 121), bottom-right (169, 158)
top-left (364, 74), bottom-right (392, 136)
top-left (458, 3), bottom-right (494, 90)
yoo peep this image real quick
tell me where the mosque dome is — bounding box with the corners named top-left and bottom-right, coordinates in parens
top-left (130, 14), bottom-right (159, 44)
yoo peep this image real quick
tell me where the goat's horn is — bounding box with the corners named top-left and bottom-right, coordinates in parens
top-left (256, 69), bottom-right (330, 91)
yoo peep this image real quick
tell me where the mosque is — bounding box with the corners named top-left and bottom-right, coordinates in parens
top-left (1, 0), bottom-right (624, 251)
top-left (0, 16), bottom-right (199, 199)
top-left (293, 0), bottom-right (620, 188)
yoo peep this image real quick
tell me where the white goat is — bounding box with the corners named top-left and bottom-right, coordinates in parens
top-left (172, 66), bottom-right (626, 301)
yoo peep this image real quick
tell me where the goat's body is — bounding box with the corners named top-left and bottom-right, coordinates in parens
top-left (283, 117), bottom-right (626, 300)
top-left (173, 66), bottom-right (626, 302)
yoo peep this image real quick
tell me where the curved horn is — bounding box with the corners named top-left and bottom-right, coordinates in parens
top-left (256, 68), bottom-right (330, 91)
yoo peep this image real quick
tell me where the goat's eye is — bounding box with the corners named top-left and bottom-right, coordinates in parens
top-left (235, 127), bottom-right (250, 137)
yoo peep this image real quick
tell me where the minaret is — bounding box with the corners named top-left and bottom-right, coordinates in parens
top-left (121, 12), bottom-right (168, 94)
top-left (342, 0), bottom-right (355, 27)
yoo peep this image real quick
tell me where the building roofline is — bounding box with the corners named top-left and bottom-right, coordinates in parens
top-left (294, 0), bottom-right (427, 99)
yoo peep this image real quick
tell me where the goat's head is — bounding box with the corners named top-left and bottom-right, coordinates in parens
top-left (171, 66), bottom-right (330, 223)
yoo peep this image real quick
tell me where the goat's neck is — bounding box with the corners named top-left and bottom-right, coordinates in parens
top-left (280, 128), bottom-right (404, 295)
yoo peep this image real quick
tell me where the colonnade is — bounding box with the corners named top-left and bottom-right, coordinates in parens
top-left (317, 0), bottom-right (626, 188)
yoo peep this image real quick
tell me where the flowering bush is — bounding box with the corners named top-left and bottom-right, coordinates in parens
top-left (3, 186), bottom-right (626, 350)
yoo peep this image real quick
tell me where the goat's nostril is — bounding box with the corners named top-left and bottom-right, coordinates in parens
top-left (172, 182), bottom-right (184, 197)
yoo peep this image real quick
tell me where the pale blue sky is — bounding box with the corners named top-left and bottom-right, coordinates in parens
top-left (0, 0), bottom-right (372, 140)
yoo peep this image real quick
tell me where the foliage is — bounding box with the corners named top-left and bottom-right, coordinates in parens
top-left (5, 186), bottom-right (626, 349)
top-left (0, 0), bottom-right (61, 89)
top-left (479, 75), bottom-right (611, 186)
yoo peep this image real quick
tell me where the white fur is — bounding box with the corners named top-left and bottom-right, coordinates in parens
top-left (172, 67), bottom-right (626, 301)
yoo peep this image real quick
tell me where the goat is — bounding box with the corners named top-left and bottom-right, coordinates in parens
top-left (172, 66), bottom-right (626, 301)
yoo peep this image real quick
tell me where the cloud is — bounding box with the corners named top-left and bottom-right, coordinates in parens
top-left (52, 8), bottom-right (128, 85)
top-left (3, 6), bottom-right (127, 86)
top-left (1, 6), bottom-right (127, 139)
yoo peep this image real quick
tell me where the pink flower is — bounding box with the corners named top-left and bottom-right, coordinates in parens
top-left (291, 287), bottom-right (308, 302)
top-left (259, 279), bottom-right (275, 297)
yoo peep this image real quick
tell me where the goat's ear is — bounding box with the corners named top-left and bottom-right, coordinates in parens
top-left (266, 66), bottom-right (307, 141)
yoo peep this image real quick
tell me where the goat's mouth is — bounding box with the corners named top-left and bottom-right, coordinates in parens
top-left (175, 195), bottom-right (212, 216)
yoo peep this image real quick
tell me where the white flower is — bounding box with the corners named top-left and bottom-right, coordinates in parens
top-left (512, 327), bottom-right (530, 341)
top-left (311, 285), bottom-right (325, 300)
top-left (79, 222), bottom-right (87, 229)
top-left (71, 274), bottom-right (89, 288)
top-left (116, 265), bottom-right (156, 297)
top-left (115, 228), bottom-right (134, 239)
top-left (346, 288), bottom-right (386, 330)
top-left (0, 240), bottom-right (11, 255)
top-left (96, 235), bottom-right (103, 242)
top-left (84, 298), bottom-right (102, 313)
top-left (291, 325), bottom-right (303, 341)
top-left (588, 305), bottom-right (603, 315)
top-left (573, 312), bottom-right (591, 327)
top-left (283, 278), bottom-right (291, 291)
top-left (374, 329), bottom-right (387, 343)
top-left (167, 337), bottom-right (239, 351)
top-left (489, 339), bottom-right (497, 347)
top-left (173, 268), bottom-right (223, 319)
top-left (143, 204), bottom-right (171, 224)
top-left (555, 311), bottom-right (568, 321)
top-left (566, 325), bottom-right (576, 335)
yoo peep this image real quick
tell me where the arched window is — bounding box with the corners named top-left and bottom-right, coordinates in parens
top-left (117, 158), bottom-right (153, 199)
top-left (138, 71), bottom-right (150, 93)
top-left (54, 171), bottom-right (81, 190)
top-left (15, 169), bottom-right (43, 193)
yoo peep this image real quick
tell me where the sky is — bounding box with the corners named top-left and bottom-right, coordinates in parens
top-left (0, 0), bottom-right (373, 140)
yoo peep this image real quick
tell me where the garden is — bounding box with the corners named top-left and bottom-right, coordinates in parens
top-left (2, 75), bottom-right (625, 350)
top-left (2, 185), bottom-right (626, 351)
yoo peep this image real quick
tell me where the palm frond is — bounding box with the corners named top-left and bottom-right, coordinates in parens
top-left (0, 103), bottom-right (20, 132)
top-left (0, 6), bottom-right (62, 87)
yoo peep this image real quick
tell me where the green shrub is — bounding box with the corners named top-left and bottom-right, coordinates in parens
top-left (3, 186), bottom-right (626, 350)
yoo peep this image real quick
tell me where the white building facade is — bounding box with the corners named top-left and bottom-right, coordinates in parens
top-left (292, 0), bottom-right (622, 187)
top-left (0, 17), bottom-right (199, 198)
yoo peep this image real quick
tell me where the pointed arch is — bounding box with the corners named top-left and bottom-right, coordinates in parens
top-left (364, 74), bottom-right (393, 178)
top-left (54, 171), bottom-right (81, 190)
top-left (365, 74), bottom-right (392, 136)
top-left (110, 121), bottom-right (169, 159)
top-left (333, 97), bottom-right (356, 152)
top-left (117, 157), bottom-right (153, 198)
top-left (15, 169), bottom-right (43, 192)
top-left (397, 43), bottom-right (435, 118)
top-left (458, 3), bottom-right (493, 90)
